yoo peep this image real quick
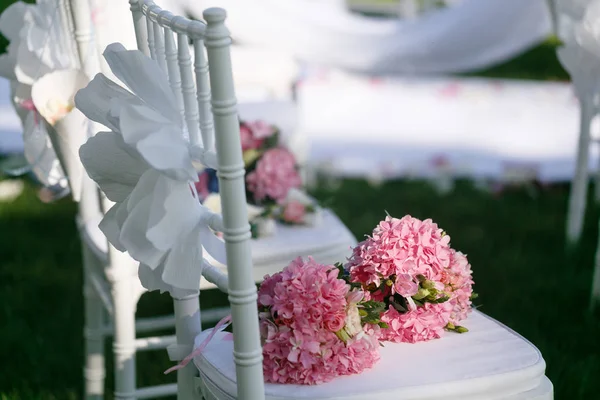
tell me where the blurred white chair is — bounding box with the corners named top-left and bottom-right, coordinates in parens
top-left (74, 2), bottom-right (552, 399)
top-left (555, 0), bottom-right (600, 250)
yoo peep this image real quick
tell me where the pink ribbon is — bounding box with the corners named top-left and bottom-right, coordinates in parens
top-left (20, 99), bottom-right (36, 111)
top-left (19, 99), bottom-right (39, 126)
top-left (164, 314), bottom-right (232, 375)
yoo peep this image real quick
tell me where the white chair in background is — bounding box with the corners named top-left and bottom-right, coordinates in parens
top-left (560, 0), bottom-right (600, 310)
top-left (74, 2), bottom-right (552, 399)
top-left (545, 0), bottom-right (600, 311)
top-left (554, 0), bottom-right (595, 249)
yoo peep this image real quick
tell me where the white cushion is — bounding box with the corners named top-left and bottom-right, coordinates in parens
top-left (80, 208), bottom-right (356, 289)
top-left (193, 311), bottom-right (552, 400)
top-left (200, 209), bottom-right (357, 289)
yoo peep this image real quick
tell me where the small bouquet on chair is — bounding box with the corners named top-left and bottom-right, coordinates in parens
top-left (258, 257), bottom-right (386, 385)
top-left (194, 119), bottom-right (321, 238)
top-left (344, 214), bottom-right (477, 343)
top-left (169, 256), bottom-right (386, 385)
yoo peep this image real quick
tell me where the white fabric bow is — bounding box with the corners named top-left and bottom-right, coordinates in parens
top-left (557, 45), bottom-right (600, 98)
top-left (557, 1), bottom-right (600, 100)
top-left (0, 0), bottom-right (70, 188)
top-left (77, 43), bottom-right (225, 296)
top-left (575, 0), bottom-right (600, 57)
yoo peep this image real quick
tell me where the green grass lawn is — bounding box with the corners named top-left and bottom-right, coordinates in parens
top-left (2, 178), bottom-right (600, 399)
top-left (0, 0), bottom-right (591, 399)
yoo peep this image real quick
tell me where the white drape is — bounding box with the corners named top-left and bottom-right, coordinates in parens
top-left (166, 0), bottom-right (553, 74)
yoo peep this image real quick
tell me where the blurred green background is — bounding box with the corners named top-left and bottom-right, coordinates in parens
top-left (0, 1), bottom-right (596, 399)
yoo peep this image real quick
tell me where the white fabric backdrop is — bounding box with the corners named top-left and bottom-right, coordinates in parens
top-left (168, 0), bottom-right (553, 75)
top-left (296, 71), bottom-right (587, 183)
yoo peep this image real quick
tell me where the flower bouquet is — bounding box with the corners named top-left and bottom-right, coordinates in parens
top-left (195, 119), bottom-right (321, 238)
top-left (345, 214), bottom-right (476, 343)
top-left (257, 257), bottom-right (385, 385)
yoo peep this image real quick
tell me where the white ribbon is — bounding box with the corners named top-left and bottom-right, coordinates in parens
top-left (77, 43), bottom-right (231, 294)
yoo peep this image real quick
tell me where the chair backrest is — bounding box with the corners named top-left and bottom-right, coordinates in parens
top-left (129, 2), bottom-right (265, 398)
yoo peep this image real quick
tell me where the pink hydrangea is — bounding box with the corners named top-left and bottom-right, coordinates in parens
top-left (246, 148), bottom-right (302, 202)
top-left (380, 303), bottom-right (452, 343)
top-left (445, 250), bottom-right (474, 325)
top-left (258, 257), bottom-right (381, 385)
top-left (346, 215), bottom-right (474, 343)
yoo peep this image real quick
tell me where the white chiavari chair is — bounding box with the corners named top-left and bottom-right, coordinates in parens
top-left (48, 0), bottom-right (355, 398)
top-left (77, 5), bottom-right (266, 397)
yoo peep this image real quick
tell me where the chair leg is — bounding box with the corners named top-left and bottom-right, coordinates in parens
top-left (109, 262), bottom-right (137, 400)
top-left (566, 98), bottom-right (593, 248)
top-left (172, 294), bottom-right (203, 400)
top-left (83, 248), bottom-right (106, 400)
top-left (595, 147), bottom-right (600, 205)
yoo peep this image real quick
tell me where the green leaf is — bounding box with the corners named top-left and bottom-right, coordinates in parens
top-left (250, 222), bottom-right (259, 239)
top-left (434, 295), bottom-right (450, 304)
top-left (263, 130), bottom-right (281, 149)
top-left (456, 326), bottom-right (469, 333)
top-left (412, 288), bottom-right (430, 300)
top-left (243, 149), bottom-right (262, 166)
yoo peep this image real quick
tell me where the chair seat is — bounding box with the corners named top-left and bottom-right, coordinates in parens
top-left (79, 208), bottom-right (357, 289)
top-left (200, 209), bottom-right (357, 289)
top-left (193, 310), bottom-right (552, 400)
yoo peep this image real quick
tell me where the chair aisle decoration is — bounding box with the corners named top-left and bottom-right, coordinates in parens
top-left (69, 0), bottom-right (355, 396)
top-left (76, 3), bottom-right (553, 399)
top-left (78, 8), bottom-right (267, 396)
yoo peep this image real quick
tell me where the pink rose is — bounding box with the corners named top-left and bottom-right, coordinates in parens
top-left (246, 147), bottom-right (302, 202)
top-left (324, 312), bottom-right (346, 332)
top-left (282, 201), bottom-right (306, 223)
